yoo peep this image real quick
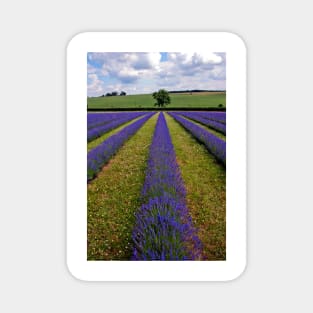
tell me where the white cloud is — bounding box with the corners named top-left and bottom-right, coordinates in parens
top-left (87, 73), bottom-right (105, 96)
top-left (132, 52), bottom-right (161, 70)
top-left (88, 52), bottom-right (162, 84)
top-left (209, 65), bottom-right (226, 80)
top-left (117, 68), bottom-right (140, 83)
top-left (87, 63), bottom-right (97, 74)
top-left (155, 52), bottom-right (225, 87)
top-left (87, 52), bottom-right (226, 96)
top-left (164, 52), bottom-right (223, 77)
top-left (168, 52), bottom-right (222, 65)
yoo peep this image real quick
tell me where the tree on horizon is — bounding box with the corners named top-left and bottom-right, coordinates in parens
top-left (152, 89), bottom-right (171, 108)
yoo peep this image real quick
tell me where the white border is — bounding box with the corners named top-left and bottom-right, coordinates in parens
top-left (67, 32), bottom-right (246, 281)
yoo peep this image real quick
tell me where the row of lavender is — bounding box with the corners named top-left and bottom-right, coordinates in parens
top-left (198, 111), bottom-right (226, 124)
top-left (88, 112), bottom-right (122, 130)
top-left (176, 111), bottom-right (226, 135)
top-left (131, 113), bottom-right (201, 260)
top-left (87, 112), bottom-right (146, 142)
top-left (87, 112), bottom-right (155, 181)
top-left (168, 112), bottom-right (226, 166)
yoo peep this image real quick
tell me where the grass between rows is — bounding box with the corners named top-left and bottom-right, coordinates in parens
top-left (179, 115), bottom-right (226, 141)
top-left (165, 113), bottom-right (226, 260)
top-left (87, 116), bottom-right (144, 152)
top-left (87, 113), bottom-right (158, 260)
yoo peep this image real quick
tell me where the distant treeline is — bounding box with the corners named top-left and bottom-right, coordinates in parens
top-left (168, 90), bottom-right (226, 93)
top-left (87, 107), bottom-right (226, 112)
top-left (100, 91), bottom-right (127, 97)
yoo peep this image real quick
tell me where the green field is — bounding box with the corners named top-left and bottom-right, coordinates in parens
top-left (87, 92), bottom-right (226, 109)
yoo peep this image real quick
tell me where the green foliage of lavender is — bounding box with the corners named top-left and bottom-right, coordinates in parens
top-left (198, 111), bottom-right (226, 124)
top-left (168, 112), bottom-right (226, 166)
top-left (132, 113), bottom-right (201, 260)
top-left (87, 112), bottom-right (146, 142)
top-left (87, 113), bottom-right (155, 181)
top-left (88, 112), bottom-right (121, 129)
top-left (176, 111), bottom-right (226, 135)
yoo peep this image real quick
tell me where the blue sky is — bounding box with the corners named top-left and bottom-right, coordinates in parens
top-left (87, 52), bottom-right (226, 96)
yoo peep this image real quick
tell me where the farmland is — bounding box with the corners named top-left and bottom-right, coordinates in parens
top-left (87, 110), bottom-right (226, 260)
top-left (87, 91), bottom-right (226, 110)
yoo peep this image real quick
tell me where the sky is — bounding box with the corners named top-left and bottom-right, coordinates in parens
top-left (87, 52), bottom-right (226, 97)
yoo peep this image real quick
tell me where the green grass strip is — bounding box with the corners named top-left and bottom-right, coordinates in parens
top-left (87, 92), bottom-right (226, 109)
top-left (179, 114), bottom-right (226, 141)
top-left (87, 113), bottom-right (158, 260)
top-left (87, 116), bottom-right (144, 152)
top-left (165, 113), bottom-right (226, 260)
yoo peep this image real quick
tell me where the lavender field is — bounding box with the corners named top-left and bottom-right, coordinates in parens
top-left (87, 111), bottom-right (226, 260)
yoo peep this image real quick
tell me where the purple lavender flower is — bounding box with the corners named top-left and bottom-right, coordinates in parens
top-left (132, 113), bottom-right (202, 260)
top-left (87, 112), bottom-right (122, 130)
top-left (198, 111), bottom-right (226, 124)
top-left (168, 112), bottom-right (226, 167)
top-left (176, 111), bottom-right (226, 135)
top-left (87, 112), bottom-right (155, 181)
top-left (87, 112), bottom-right (147, 142)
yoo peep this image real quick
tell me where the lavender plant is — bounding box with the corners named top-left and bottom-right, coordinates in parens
top-left (87, 112), bottom-right (155, 181)
top-left (177, 111), bottom-right (226, 135)
top-left (198, 111), bottom-right (226, 124)
top-left (132, 113), bottom-right (202, 260)
top-left (168, 112), bottom-right (226, 166)
top-left (87, 112), bottom-right (146, 142)
top-left (87, 112), bottom-right (122, 130)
